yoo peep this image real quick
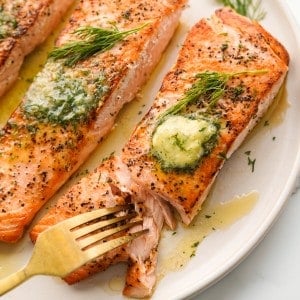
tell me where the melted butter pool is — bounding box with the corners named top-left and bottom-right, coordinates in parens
top-left (157, 191), bottom-right (259, 279)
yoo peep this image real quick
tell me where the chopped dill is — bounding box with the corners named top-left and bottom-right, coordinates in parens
top-left (232, 85), bottom-right (244, 98)
top-left (221, 43), bottom-right (229, 52)
top-left (247, 156), bottom-right (256, 172)
top-left (192, 241), bottom-right (200, 248)
top-left (244, 150), bottom-right (256, 172)
top-left (218, 151), bottom-right (228, 160)
top-left (190, 241), bottom-right (200, 258)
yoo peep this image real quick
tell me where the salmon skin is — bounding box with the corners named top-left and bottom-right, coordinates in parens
top-left (30, 8), bottom-right (289, 298)
top-left (122, 8), bottom-right (289, 224)
top-left (0, 0), bottom-right (186, 243)
top-left (0, 0), bottom-right (74, 97)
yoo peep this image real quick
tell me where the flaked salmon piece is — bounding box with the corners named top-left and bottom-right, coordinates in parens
top-left (0, 0), bottom-right (186, 243)
top-left (123, 183), bottom-right (174, 298)
top-left (31, 157), bottom-right (132, 284)
top-left (0, 0), bottom-right (74, 97)
top-left (30, 156), bottom-right (175, 298)
top-left (122, 8), bottom-right (289, 225)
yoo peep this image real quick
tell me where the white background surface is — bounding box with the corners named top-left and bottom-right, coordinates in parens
top-left (193, 2), bottom-right (300, 299)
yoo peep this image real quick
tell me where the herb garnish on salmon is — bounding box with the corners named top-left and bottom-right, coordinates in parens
top-left (0, 0), bottom-right (186, 243)
top-left (50, 23), bottom-right (149, 66)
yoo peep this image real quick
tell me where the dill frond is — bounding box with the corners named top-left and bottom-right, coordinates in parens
top-left (218, 0), bottom-right (266, 21)
top-left (49, 23), bottom-right (148, 66)
top-left (158, 69), bottom-right (267, 120)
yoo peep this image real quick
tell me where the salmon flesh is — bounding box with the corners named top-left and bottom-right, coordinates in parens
top-left (0, 0), bottom-right (186, 243)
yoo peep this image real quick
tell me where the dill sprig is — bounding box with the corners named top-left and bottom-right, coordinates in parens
top-left (49, 23), bottom-right (148, 66)
top-left (158, 69), bottom-right (267, 120)
top-left (218, 0), bottom-right (266, 21)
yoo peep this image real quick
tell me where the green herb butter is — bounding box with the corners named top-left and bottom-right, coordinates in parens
top-left (151, 115), bottom-right (219, 172)
top-left (0, 5), bottom-right (18, 39)
top-left (22, 61), bottom-right (108, 126)
top-left (150, 69), bottom-right (266, 173)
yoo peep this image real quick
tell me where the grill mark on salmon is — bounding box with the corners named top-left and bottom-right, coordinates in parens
top-left (122, 8), bottom-right (289, 224)
top-left (0, 0), bottom-right (186, 243)
top-left (0, 0), bottom-right (74, 98)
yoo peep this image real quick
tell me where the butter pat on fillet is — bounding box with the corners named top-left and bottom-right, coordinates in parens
top-left (122, 7), bottom-right (289, 224)
top-left (0, 0), bottom-right (186, 243)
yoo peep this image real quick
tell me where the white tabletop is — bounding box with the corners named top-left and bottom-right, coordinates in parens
top-left (193, 1), bottom-right (300, 299)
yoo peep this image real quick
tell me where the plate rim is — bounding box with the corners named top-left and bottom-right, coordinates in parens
top-left (183, 0), bottom-right (300, 298)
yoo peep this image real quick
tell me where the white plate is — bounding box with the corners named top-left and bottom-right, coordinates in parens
top-left (1, 0), bottom-right (300, 299)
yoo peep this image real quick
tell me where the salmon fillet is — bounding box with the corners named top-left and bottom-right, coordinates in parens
top-left (30, 156), bottom-right (176, 298)
top-left (122, 8), bottom-right (289, 224)
top-left (30, 8), bottom-right (289, 298)
top-left (0, 0), bottom-right (186, 243)
top-left (0, 0), bottom-right (74, 97)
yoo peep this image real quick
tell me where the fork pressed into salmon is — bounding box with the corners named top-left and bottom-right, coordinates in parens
top-left (30, 156), bottom-right (176, 298)
top-left (0, 0), bottom-right (186, 243)
top-left (0, 0), bottom-right (74, 98)
top-left (122, 8), bottom-right (289, 225)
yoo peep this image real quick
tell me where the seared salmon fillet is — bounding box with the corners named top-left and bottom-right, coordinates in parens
top-left (122, 8), bottom-right (289, 224)
top-left (30, 156), bottom-right (176, 298)
top-left (0, 0), bottom-right (74, 97)
top-left (0, 0), bottom-right (186, 243)
top-left (30, 7), bottom-right (289, 298)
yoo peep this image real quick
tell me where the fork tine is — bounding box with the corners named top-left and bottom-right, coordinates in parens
top-left (78, 219), bottom-right (143, 249)
top-left (59, 205), bottom-right (133, 230)
top-left (72, 212), bottom-right (137, 239)
top-left (82, 229), bottom-right (149, 261)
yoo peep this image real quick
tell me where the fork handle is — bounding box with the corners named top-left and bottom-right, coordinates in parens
top-left (0, 268), bottom-right (30, 295)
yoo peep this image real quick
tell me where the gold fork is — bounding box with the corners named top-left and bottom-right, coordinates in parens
top-left (0, 205), bottom-right (147, 295)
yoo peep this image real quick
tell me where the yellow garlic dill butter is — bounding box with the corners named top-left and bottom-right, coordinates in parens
top-left (151, 115), bottom-right (219, 172)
